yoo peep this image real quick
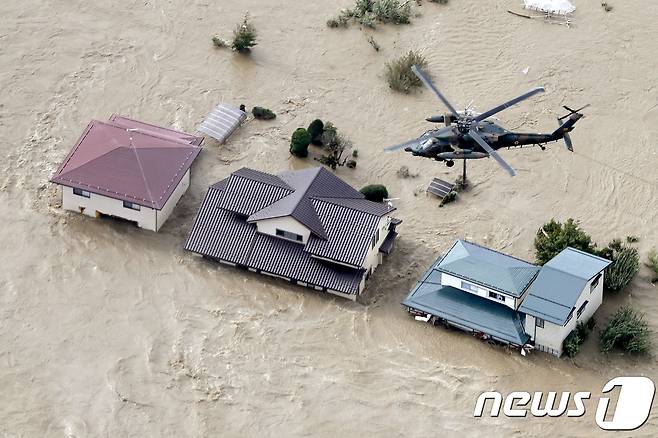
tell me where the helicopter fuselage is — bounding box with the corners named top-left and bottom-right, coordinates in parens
top-left (406, 120), bottom-right (562, 161)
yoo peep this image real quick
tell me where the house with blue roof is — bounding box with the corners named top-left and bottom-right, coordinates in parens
top-left (402, 240), bottom-right (611, 357)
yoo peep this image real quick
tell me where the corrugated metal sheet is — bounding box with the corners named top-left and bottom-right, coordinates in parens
top-left (198, 104), bottom-right (246, 144)
top-left (437, 240), bottom-right (540, 297)
top-left (51, 118), bottom-right (201, 209)
top-left (427, 178), bottom-right (455, 199)
top-left (402, 258), bottom-right (529, 346)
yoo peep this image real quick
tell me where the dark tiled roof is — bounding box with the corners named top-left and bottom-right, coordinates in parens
top-left (304, 198), bottom-right (382, 266)
top-left (51, 118), bottom-right (201, 209)
top-left (185, 166), bottom-right (396, 295)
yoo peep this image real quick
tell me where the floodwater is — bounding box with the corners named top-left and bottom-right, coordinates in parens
top-left (1, 0), bottom-right (657, 436)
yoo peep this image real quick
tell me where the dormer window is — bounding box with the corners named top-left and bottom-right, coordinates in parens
top-left (276, 228), bottom-right (303, 243)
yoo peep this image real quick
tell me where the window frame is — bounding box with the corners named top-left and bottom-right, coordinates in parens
top-left (276, 228), bottom-right (303, 243)
top-left (577, 300), bottom-right (589, 318)
top-left (590, 273), bottom-right (602, 292)
top-left (73, 188), bottom-right (91, 198)
top-left (536, 318), bottom-right (544, 329)
top-left (123, 201), bottom-right (141, 211)
top-left (488, 291), bottom-right (506, 302)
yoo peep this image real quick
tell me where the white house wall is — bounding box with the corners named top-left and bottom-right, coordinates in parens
top-left (155, 169), bottom-right (190, 231)
top-left (441, 273), bottom-right (518, 310)
top-left (61, 185), bottom-right (157, 231)
top-left (255, 216), bottom-right (311, 243)
top-left (525, 272), bottom-right (605, 356)
top-left (362, 215), bottom-right (391, 273)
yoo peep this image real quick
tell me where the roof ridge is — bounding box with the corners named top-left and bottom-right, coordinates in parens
top-left (234, 167), bottom-right (294, 191)
top-left (460, 239), bottom-right (537, 266)
top-left (313, 196), bottom-right (395, 217)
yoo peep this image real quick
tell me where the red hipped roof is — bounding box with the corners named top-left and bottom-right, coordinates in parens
top-left (51, 115), bottom-right (202, 210)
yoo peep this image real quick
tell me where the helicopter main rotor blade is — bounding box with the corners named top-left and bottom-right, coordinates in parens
top-left (469, 129), bottom-right (517, 177)
top-left (384, 139), bottom-right (421, 153)
top-left (411, 65), bottom-right (460, 118)
top-left (473, 87), bottom-right (545, 123)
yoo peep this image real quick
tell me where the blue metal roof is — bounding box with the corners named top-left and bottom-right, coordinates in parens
top-left (436, 240), bottom-right (540, 297)
top-left (402, 258), bottom-right (530, 346)
top-left (518, 248), bottom-right (611, 325)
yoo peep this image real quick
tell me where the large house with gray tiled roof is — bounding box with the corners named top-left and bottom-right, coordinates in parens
top-left (403, 240), bottom-right (611, 356)
top-left (185, 167), bottom-right (400, 300)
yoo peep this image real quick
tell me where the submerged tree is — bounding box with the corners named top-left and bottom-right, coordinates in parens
top-left (290, 128), bottom-right (311, 158)
top-left (232, 13), bottom-right (258, 53)
top-left (327, 0), bottom-right (411, 28)
top-left (534, 218), bottom-right (596, 265)
top-left (385, 50), bottom-right (428, 93)
top-left (600, 306), bottom-right (651, 354)
top-left (316, 122), bottom-right (353, 170)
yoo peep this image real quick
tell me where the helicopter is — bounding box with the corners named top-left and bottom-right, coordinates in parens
top-left (385, 65), bottom-right (588, 177)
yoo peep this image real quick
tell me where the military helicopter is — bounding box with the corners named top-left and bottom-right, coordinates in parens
top-left (385, 65), bottom-right (588, 177)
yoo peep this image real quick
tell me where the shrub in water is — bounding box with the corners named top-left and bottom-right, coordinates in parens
top-left (290, 128), bottom-right (311, 158)
top-left (385, 50), bottom-right (428, 93)
top-left (563, 329), bottom-right (583, 358)
top-left (232, 14), bottom-right (257, 53)
top-left (252, 106), bottom-right (276, 120)
top-left (327, 0), bottom-right (411, 29)
top-left (603, 244), bottom-right (639, 293)
top-left (600, 306), bottom-right (651, 354)
top-left (317, 122), bottom-right (352, 169)
top-left (360, 184), bottom-right (389, 202)
top-left (307, 119), bottom-right (325, 145)
top-left (534, 218), bottom-right (596, 265)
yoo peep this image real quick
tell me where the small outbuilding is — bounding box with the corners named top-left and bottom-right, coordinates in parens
top-left (403, 240), bottom-right (611, 356)
top-left (51, 115), bottom-right (202, 231)
top-left (185, 166), bottom-right (400, 300)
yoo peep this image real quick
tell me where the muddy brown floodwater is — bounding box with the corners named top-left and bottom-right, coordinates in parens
top-left (1, 0), bottom-right (658, 436)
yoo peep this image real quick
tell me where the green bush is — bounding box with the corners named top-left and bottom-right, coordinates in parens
top-left (327, 0), bottom-right (411, 29)
top-left (604, 245), bottom-right (640, 293)
top-left (562, 321), bottom-right (590, 358)
top-left (563, 329), bottom-right (582, 358)
top-left (307, 119), bottom-right (324, 145)
top-left (290, 128), bottom-right (311, 158)
top-left (534, 219), bottom-right (596, 265)
top-left (600, 306), bottom-right (651, 354)
top-left (385, 50), bottom-right (428, 93)
top-left (647, 249), bottom-right (658, 283)
top-left (232, 14), bottom-right (257, 53)
top-left (360, 184), bottom-right (389, 202)
top-left (252, 106), bottom-right (276, 120)
top-left (439, 191), bottom-right (458, 207)
top-left (316, 122), bottom-right (352, 169)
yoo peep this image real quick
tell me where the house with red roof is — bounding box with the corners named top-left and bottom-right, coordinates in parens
top-left (51, 115), bottom-right (202, 231)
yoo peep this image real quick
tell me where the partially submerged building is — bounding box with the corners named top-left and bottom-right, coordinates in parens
top-left (402, 240), bottom-right (611, 356)
top-left (185, 167), bottom-right (400, 300)
top-left (51, 115), bottom-right (202, 231)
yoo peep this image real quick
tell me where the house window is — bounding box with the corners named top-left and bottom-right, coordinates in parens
top-left (123, 201), bottom-right (141, 211)
top-left (371, 228), bottom-right (380, 249)
top-left (536, 318), bottom-right (544, 329)
top-left (488, 291), bottom-right (506, 302)
top-left (461, 281), bottom-right (479, 294)
top-left (276, 228), bottom-right (303, 242)
top-left (73, 188), bottom-right (90, 198)
top-left (590, 273), bottom-right (602, 292)
top-left (577, 300), bottom-right (589, 318)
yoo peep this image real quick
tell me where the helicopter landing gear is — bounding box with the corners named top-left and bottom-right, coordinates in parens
top-left (446, 160), bottom-right (455, 167)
